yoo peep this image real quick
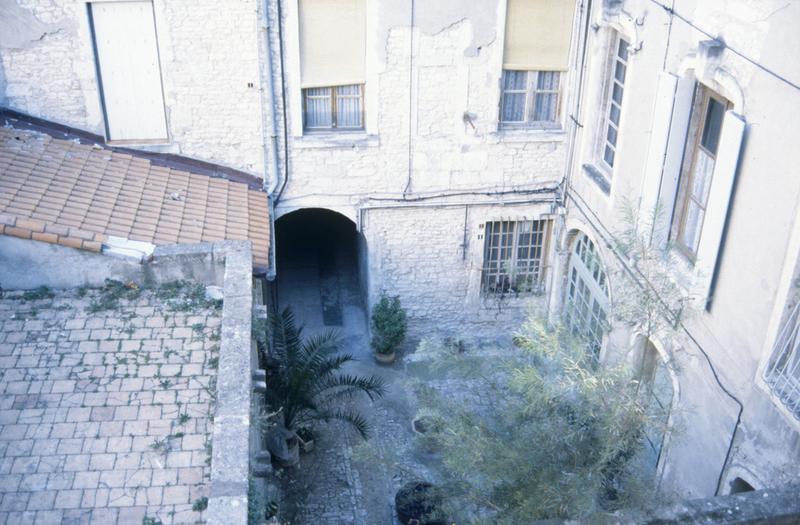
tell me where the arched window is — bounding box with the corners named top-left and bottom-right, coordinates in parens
top-left (563, 232), bottom-right (610, 355)
top-left (638, 339), bottom-right (674, 472)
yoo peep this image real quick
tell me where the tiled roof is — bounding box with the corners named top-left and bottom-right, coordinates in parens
top-left (0, 127), bottom-right (270, 269)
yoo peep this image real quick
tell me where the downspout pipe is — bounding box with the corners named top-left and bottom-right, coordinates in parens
top-left (260, 0), bottom-right (282, 280)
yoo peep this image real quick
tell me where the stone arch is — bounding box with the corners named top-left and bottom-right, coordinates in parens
top-left (274, 207), bottom-right (369, 329)
top-left (677, 42), bottom-right (746, 112)
top-left (629, 333), bottom-right (681, 480)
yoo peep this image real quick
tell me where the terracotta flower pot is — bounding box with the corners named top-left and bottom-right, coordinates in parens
top-left (374, 351), bottom-right (396, 364)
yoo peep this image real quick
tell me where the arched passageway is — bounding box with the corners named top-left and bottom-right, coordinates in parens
top-left (274, 208), bottom-right (367, 337)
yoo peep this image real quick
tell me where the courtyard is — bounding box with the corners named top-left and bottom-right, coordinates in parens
top-left (272, 208), bottom-right (495, 524)
top-left (0, 281), bottom-right (221, 525)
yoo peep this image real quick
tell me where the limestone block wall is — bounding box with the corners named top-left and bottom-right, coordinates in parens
top-left (274, 4), bottom-right (572, 211)
top-left (362, 201), bottom-right (557, 341)
top-left (0, 0), bottom-right (266, 176)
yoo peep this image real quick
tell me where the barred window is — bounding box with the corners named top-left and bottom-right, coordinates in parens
top-left (764, 300), bottom-right (800, 419)
top-left (500, 70), bottom-right (561, 128)
top-left (482, 220), bottom-right (550, 295)
top-left (303, 84), bottom-right (363, 131)
top-left (563, 232), bottom-right (609, 355)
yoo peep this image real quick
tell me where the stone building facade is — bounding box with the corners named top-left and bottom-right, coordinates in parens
top-left (560, 0), bottom-right (800, 501)
top-left (1, 0), bottom-right (799, 503)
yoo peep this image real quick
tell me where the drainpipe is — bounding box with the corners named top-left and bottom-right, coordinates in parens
top-left (260, 0), bottom-right (282, 280)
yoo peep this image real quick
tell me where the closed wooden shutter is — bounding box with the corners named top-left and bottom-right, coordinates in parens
top-left (503, 0), bottom-right (576, 71)
top-left (90, 1), bottom-right (168, 142)
top-left (299, 0), bottom-right (366, 88)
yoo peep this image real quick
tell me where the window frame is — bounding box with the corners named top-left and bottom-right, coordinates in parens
top-left (563, 232), bottom-right (610, 356)
top-left (481, 219), bottom-right (552, 296)
top-left (599, 32), bottom-right (630, 172)
top-left (764, 299), bottom-right (800, 420)
top-left (499, 70), bottom-right (563, 130)
top-left (671, 86), bottom-right (731, 261)
top-left (636, 340), bottom-right (674, 471)
top-left (302, 83), bottom-right (365, 132)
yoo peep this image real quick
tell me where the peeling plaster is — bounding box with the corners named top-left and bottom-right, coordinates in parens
top-left (374, 0), bottom-right (499, 65)
top-left (0, 0), bottom-right (64, 49)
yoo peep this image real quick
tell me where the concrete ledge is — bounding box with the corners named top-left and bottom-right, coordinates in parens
top-left (534, 485), bottom-right (800, 524)
top-left (0, 235), bottom-right (228, 289)
top-left (206, 242), bottom-right (253, 525)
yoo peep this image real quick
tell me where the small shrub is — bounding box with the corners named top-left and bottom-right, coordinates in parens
top-left (88, 279), bottom-right (140, 312)
top-left (192, 496), bottom-right (208, 512)
top-left (23, 286), bottom-right (54, 301)
top-left (370, 294), bottom-right (407, 355)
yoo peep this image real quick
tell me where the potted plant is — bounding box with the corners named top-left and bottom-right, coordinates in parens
top-left (296, 427), bottom-right (315, 453)
top-left (395, 481), bottom-right (447, 525)
top-left (264, 307), bottom-right (386, 465)
top-left (371, 293), bottom-right (408, 364)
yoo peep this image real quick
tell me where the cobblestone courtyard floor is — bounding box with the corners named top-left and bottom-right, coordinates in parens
top-left (0, 283), bottom-right (221, 525)
top-left (274, 240), bottom-right (450, 525)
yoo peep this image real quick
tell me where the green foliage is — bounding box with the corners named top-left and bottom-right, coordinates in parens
top-left (370, 293), bottom-right (407, 355)
top-left (612, 198), bottom-right (694, 337)
top-left (266, 307), bottom-right (386, 439)
top-left (22, 286), bottom-right (55, 301)
top-left (88, 279), bottom-right (141, 312)
top-left (156, 280), bottom-right (221, 311)
top-left (411, 317), bottom-right (665, 523)
top-left (192, 496), bottom-right (208, 512)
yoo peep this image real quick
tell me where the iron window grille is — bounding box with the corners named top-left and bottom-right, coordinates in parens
top-left (600, 34), bottom-right (629, 170)
top-left (563, 233), bottom-right (610, 356)
top-left (499, 70), bottom-right (562, 129)
top-left (765, 300), bottom-right (800, 420)
top-left (303, 84), bottom-right (364, 131)
top-left (481, 220), bottom-right (550, 295)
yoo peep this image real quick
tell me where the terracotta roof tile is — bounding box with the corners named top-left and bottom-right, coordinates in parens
top-left (0, 127), bottom-right (270, 269)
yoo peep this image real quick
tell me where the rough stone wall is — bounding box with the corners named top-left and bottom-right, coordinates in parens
top-left (271, 2), bottom-right (569, 340)
top-left (277, 16), bottom-right (568, 208)
top-left (363, 202), bottom-right (555, 341)
top-left (0, 0), bottom-right (266, 176)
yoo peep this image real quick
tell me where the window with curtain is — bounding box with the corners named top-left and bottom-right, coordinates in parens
top-left (303, 84), bottom-right (363, 130)
top-left (500, 70), bottom-right (561, 128)
top-left (482, 220), bottom-right (551, 295)
top-left (671, 86), bottom-right (730, 259)
top-left (299, 0), bottom-right (365, 132)
top-left (501, 0), bottom-right (575, 129)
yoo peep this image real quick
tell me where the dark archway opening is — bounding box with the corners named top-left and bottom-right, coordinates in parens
top-left (729, 477), bottom-right (755, 494)
top-left (274, 208), bottom-right (367, 331)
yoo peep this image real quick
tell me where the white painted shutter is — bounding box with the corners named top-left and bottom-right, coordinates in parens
top-left (651, 75), bottom-right (695, 249)
top-left (641, 72), bottom-right (678, 237)
top-left (91, 1), bottom-right (168, 142)
top-left (503, 0), bottom-right (576, 71)
top-left (299, 0), bottom-right (366, 88)
top-left (695, 111), bottom-right (746, 304)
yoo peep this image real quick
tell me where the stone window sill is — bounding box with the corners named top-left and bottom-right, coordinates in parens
top-left (582, 163), bottom-right (611, 195)
top-left (489, 128), bottom-right (567, 144)
top-left (293, 133), bottom-right (379, 150)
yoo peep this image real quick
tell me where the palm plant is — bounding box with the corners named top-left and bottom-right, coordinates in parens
top-left (264, 306), bottom-right (386, 439)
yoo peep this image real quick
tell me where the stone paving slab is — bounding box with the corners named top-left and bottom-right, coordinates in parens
top-left (0, 284), bottom-right (221, 525)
